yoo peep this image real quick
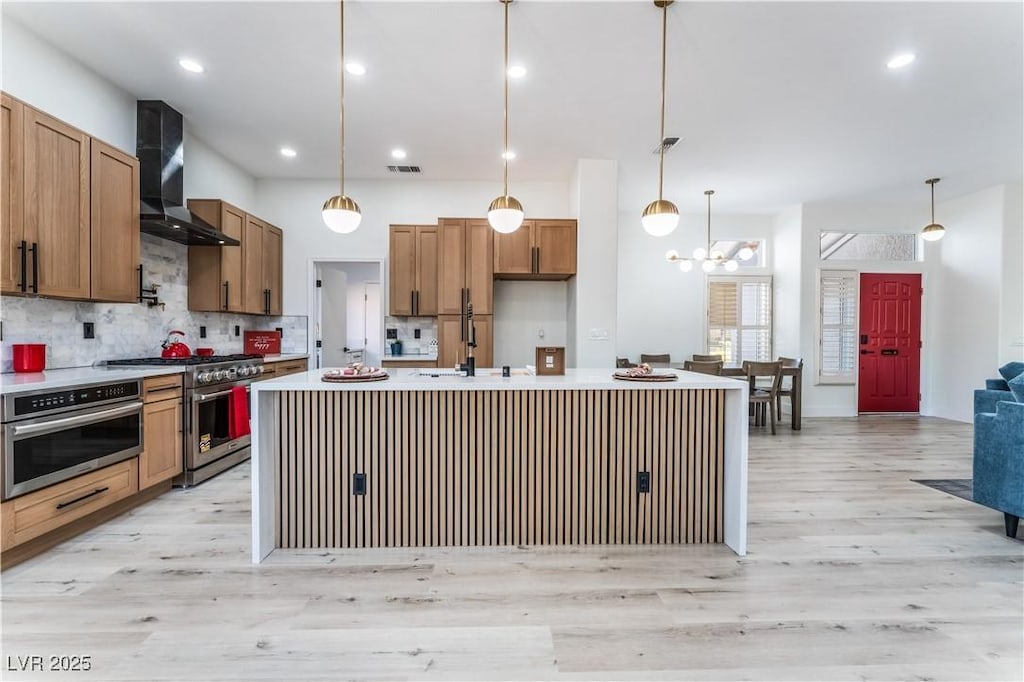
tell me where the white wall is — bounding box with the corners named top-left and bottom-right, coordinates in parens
top-left (1, 18), bottom-right (135, 152)
top-left (772, 205), bottom-right (803, 360)
top-left (493, 281), bottom-right (569, 367)
top-left (1000, 182), bottom-right (1024, 364)
top-left (254, 178), bottom-right (571, 318)
top-left (616, 210), bottom-right (775, 364)
top-left (183, 132), bottom-right (257, 211)
top-left (926, 185), bottom-right (1011, 422)
top-left (572, 159), bottom-right (619, 368)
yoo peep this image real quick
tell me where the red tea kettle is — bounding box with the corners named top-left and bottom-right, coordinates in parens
top-left (161, 330), bottom-right (192, 358)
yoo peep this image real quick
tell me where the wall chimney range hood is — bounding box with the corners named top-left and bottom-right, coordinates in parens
top-left (137, 100), bottom-right (239, 246)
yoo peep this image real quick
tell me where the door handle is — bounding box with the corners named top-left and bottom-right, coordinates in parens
top-left (17, 240), bottom-right (27, 292)
top-left (29, 242), bottom-right (38, 293)
top-left (860, 350), bottom-right (874, 355)
top-left (223, 281), bottom-right (230, 310)
top-left (12, 401), bottom-right (143, 438)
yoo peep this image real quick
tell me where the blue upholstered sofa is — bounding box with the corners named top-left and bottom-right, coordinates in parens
top-left (973, 362), bottom-right (1024, 538)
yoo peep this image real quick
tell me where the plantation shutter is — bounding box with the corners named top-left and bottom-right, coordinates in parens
top-left (818, 269), bottom-right (857, 383)
top-left (707, 276), bottom-right (772, 363)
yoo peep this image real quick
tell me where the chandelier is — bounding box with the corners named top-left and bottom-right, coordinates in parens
top-left (665, 190), bottom-right (756, 272)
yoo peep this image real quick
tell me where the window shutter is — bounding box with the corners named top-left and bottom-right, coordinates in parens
top-left (707, 276), bottom-right (772, 363)
top-left (708, 281), bottom-right (738, 327)
top-left (818, 270), bottom-right (857, 383)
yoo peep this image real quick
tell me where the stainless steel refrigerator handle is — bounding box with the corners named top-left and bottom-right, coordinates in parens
top-left (11, 402), bottom-right (143, 438)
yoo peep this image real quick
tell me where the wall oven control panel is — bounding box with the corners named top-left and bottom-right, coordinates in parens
top-left (6, 381), bottom-right (141, 421)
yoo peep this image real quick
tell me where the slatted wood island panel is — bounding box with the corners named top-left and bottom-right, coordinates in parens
top-left (251, 369), bottom-right (749, 561)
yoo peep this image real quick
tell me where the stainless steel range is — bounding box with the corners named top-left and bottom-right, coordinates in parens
top-left (107, 354), bottom-right (264, 486)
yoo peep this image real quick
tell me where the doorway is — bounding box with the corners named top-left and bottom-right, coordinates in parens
top-left (858, 273), bottom-right (922, 413)
top-left (311, 260), bottom-right (384, 369)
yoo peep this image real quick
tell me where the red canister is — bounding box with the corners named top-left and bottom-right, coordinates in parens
top-left (12, 344), bottom-right (46, 373)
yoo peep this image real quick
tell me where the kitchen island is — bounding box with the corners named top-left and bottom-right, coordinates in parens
top-left (250, 368), bottom-right (749, 562)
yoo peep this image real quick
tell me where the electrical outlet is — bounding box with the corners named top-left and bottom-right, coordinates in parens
top-left (637, 471), bottom-right (651, 494)
top-left (199, 326), bottom-right (207, 339)
top-left (275, 326), bottom-right (283, 337)
top-left (234, 325), bottom-right (240, 337)
top-left (352, 473), bottom-right (367, 496)
top-left (83, 322), bottom-right (95, 339)
top-left (414, 328), bottom-right (421, 339)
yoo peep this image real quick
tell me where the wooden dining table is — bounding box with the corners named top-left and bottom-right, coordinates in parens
top-left (668, 362), bottom-right (803, 430)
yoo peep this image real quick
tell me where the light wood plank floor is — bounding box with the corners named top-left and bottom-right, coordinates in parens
top-left (1, 417), bottom-right (1021, 681)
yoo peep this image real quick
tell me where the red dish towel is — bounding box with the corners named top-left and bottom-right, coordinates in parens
top-left (228, 386), bottom-right (251, 439)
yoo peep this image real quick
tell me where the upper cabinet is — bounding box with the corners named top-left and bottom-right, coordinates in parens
top-left (187, 200), bottom-right (245, 312)
top-left (186, 201), bottom-right (282, 316)
top-left (493, 219), bottom-right (577, 280)
top-left (438, 218), bottom-right (493, 315)
top-left (90, 140), bottom-right (140, 303)
top-left (388, 225), bottom-right (438, 316)
top-left (2, 93), bottom-right (139, 301)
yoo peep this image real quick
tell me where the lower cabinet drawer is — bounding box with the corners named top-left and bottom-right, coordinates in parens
top-left (1, 459), bottom-right (138, 550)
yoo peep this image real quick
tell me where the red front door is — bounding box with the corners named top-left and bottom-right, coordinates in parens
top-left (858, 273), bottom-right (922, 413)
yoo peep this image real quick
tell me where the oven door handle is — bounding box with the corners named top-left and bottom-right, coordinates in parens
top-left (195, 386), bottom-right (251, 402)
top-left (10, 402), bottom-right (143, 438)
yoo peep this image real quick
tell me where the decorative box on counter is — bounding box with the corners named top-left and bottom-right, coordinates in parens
top-left (244, 331), bottom-right (281, 355)
top-left (535, 347), bottom-right (565, 376)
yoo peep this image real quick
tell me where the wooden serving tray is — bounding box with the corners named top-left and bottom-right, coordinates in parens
top-left (612, 372), bottom-right (678, 382)
top-left (321, 372), bottom-right (389, 383)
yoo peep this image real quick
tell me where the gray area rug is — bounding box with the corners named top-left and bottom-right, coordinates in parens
top-left (912, 478), bottom-right (974, 503)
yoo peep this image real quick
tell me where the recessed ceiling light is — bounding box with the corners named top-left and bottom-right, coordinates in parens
top-left (886, 53), bottom-right (915, 69)
top-left (280, 147), bottom-right (297, 158)
top-left (502, 150), bottom-right (516, 160)
top-left (178, 58), bottom-right (205, 74)
top-left (345, 62), bottom-right (366, 76)
top-left (507, 65), bottom-right (527, 79)
top-left (391, 148), bottom-right (407, 160)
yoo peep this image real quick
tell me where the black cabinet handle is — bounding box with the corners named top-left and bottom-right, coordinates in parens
top-left (264, 289), bottom-right (271, 315)
top-left (461, 287), bottom-right (467, 315)
top-left (414, 290), bottom-right (419, 315)
top-left (223, 281), bottom-right (229, 310)
top-left (17, 240), bottom-right (27, 292)
top-left (56, 486), bottom-right (109, 510)
top-left (29, 242), bottom-right (38, 293)
top-left (411, 290), bottom-right (416, 316)
top-left (137, 264), bottom-right (143, 301)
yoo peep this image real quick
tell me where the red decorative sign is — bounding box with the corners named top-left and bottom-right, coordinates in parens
top-left (244, 331), bottom-right (281, 355)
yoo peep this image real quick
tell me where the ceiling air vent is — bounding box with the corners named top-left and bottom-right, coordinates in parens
top-left (387, 165), bottom-right (422, 173)
top-left (651, 137), bottom-right (680, 154)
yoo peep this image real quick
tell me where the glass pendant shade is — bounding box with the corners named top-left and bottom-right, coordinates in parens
top-left (665, 249), bottom-right (679, 261)
top-left (702, 259), bottom-right (716, 273)
top-left (692, 246), bottom-right (707, 260)
top-left (724, 259), bottom-right (739, 272)
top-left (737, 246), bottom-right (755, 260)
top-left (322, 195), bottom-right (362, 234)
top-left (641, 199), bottom-right (680, 237)
top-left (487, 195), bottom-right (525, 234)
top-left (678, 259), bottom-right (693, 272)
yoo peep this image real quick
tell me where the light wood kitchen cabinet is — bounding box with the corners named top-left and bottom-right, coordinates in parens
top-left (437, 313), bottom-right (493, 369)
top-left (494, 219), bottom-right (577, 279)
top-left (140, 375), bottom-right (183, 490)
top-left (262, 224), bottom-right (283, 316)
top-left (1, 93), bottom-right (24, 294)
top-left (261, 358), bottom-right (308, 378)
top-left (23, 105), bottom-right (92, 299)
top-left (90, 140), bottom-right (140, 302)
top-left (388, 225), bottom-right (438, 316)
top-left (438, 218), bottom-right (492, 315)
top-left (187, 199), bottom-right (245, 312)
top-left (243, 215), bottom-right (266, 314)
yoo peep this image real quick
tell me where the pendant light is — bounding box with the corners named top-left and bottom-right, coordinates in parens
top-left (322, 0), bottom-right (361, 234)
top-left (666, 190), bottom-right (738, 272)
top-left (641, 0), bottom-right (679, 237)
top-left (487, 0), bottom-right (525, 234)
top-left (921, 177), bottom-right (945, 242)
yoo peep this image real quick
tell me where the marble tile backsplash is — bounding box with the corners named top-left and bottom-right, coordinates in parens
top-left (384, 316), bottom-right (438, 356)
top-left (0, 234), bottom-right (307, 373)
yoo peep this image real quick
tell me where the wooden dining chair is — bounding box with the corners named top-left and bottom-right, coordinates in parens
top-left (744, 360), bottom-right (783, 434)
top-left (640, 353), bottom-right (671, 366)
top-left (616, 357), bottom-right (636, 369)
top-left (692, 353), bottom-right (723, 363)
top-left (776, 357), bottom-right (803, 420)
top-left (683, 360), bottom-right (723, 375)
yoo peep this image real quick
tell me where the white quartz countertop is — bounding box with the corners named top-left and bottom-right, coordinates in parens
top-left (0, 365), bottom-right (185, 395)
top-left (382, 354), bottom-right (439, 362)
top-left (253, 367), bottom-right (748, 392)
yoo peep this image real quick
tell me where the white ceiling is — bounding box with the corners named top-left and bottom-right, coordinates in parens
top-left (4, 1), bottom-right (1022, 213)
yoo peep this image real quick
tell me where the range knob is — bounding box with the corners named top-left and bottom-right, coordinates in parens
top-left (212, 370), bottom-right (225, 381)
top-left (239, 366), bottom-right (252, 377)
top-left (256, 365), bottom-right (265, 374)
top-left (197, 371), bottom-right (212, 384)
